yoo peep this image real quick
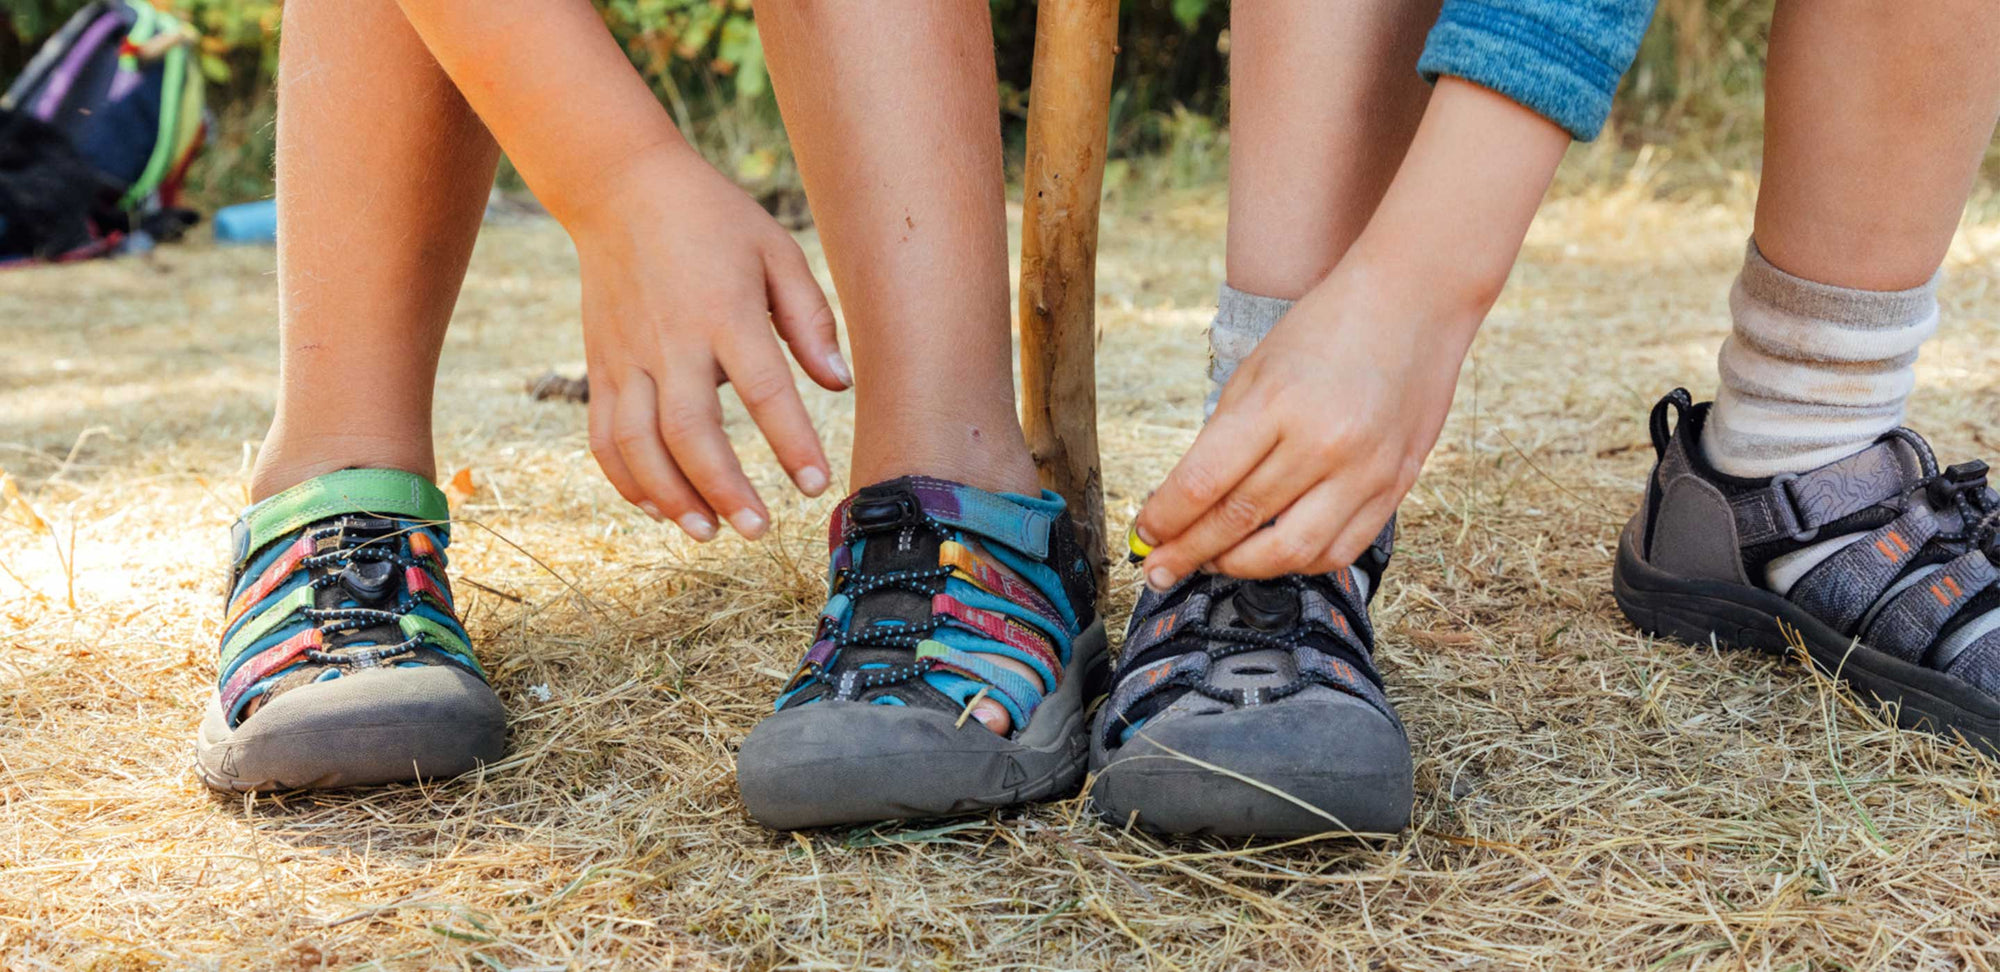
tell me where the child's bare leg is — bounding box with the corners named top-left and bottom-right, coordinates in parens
top-left (250, 0), bottom-right (499, 501)
top-left (1755, 0), bottom-right (2000, 292)
top-left (1226, 0), bottom-right (1440, 300)
top-left (736, 3), bottom-right (1111, 827)
top-left (1704, 0), bottom-right (2000, 477)
top-left (1100, 0), bottom-right (1575, 837)
top-left (756, 1), bottom-right (1036, 495)
top-left (1207, 0), bottom-right (1440, 416)
top-left (201, 0), bottom-right (508, 796)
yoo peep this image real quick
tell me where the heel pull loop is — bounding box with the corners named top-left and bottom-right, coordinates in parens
top-left (1649, 388), bottom-right (1693, 461)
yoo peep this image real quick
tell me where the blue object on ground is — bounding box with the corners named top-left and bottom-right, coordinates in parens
top-left (213, 198), bottom-right (276, 245)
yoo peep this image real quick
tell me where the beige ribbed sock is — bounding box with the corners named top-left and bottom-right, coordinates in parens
top-left (1704, 240), bottom-right (1939, 479)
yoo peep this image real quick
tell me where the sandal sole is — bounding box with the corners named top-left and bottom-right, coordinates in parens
top-left (735, 619), bottom-right (1109, 830)
top-left (1613, 526), bottom-right (2000, 757)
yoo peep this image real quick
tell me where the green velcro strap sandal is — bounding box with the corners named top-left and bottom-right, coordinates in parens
top-left (197, 468), bottom-right (507, 792)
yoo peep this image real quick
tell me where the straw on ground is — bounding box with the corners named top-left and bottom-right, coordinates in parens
top-left (3, 170), bottom-right (2000, 970)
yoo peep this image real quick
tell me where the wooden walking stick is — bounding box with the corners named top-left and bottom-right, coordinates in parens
top-left (1018, 0), bottom-right (1118, 599)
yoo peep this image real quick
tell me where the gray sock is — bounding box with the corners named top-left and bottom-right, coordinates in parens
top-left (1206, 283), bottom-right (1295, 420)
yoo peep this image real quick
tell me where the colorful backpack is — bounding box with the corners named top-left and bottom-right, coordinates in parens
top-left (1, 0), bottom-right (206, 260)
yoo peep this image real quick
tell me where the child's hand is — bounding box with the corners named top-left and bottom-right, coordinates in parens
top-left (1132, 79), bottom-right (1568, 590)
top-left (1132, 270), bottom-right (1478, 590)
top-left (571, 150), bottom-right (849, 542)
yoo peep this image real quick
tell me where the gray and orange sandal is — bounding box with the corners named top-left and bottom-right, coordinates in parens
top-left (1087, 521), bottom-right (1413, 837)
top-left (1616, 389), bottom-right (2000, 756)
top-left (197, 469), bottom-right (507, 791)
top-left (735, 476), bottom-right (1107, 830)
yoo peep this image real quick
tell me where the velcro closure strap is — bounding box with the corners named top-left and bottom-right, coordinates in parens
top-left (1729, 440), bottom-right (1919, 546)
top-left (1119, 592), bottom-right (1212, 662)
top-left (836, 477), bottom-right (1054, 559)
top-left (231, 469), bottom-right (450, 572)
top-left (908, 478), bottom-right (1052, 558)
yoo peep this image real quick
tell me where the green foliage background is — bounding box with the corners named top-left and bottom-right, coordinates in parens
top-left (0, 0), bottom-right (1775, 207)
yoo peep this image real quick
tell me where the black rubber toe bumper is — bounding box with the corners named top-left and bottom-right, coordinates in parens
top-left (196, 665), bottom-right (508, 792)
top-left (736, 620), bottom-right (1107, 830)
top-left (1089, 694), bottom-right (1413, 838)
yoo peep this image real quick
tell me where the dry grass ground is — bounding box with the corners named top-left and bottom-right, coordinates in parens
top-left (6, 162), bottom-right (2000, 970)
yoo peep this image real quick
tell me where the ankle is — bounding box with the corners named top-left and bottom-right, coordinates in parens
top-left (250, 425), bottom-right (436, 504)
top-left (850, 419), bottom-right (1040, 496)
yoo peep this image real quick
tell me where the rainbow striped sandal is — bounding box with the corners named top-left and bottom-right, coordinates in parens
top-left (735, 476), bottom-right (1107, 829)
top-left (196, 469), bottom-right (506, 791)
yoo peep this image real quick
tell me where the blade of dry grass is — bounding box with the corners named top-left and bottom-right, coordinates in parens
top-left (3, 167), bottom-right (2000, 969)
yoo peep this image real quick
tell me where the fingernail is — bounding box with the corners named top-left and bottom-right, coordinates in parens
top-left (677, 512), bottom-right (717, 541)
top-left (795, 465), bottom-right (829, 496)
top-left (638, 501), bottom-right (664, 521)
top-left (826, 352), bottom-right (853, 388)
top-left (1146, 566), bottom-right (1175, 591)
top-left (729, 508), bottom-right (768, 539)
top-left (1135, 523), bottom-right (1158, 546)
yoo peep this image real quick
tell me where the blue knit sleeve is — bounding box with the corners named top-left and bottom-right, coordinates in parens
top-left (1417, 0), bottom-right (1657, 141)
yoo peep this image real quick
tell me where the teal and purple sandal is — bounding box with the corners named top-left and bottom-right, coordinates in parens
top-left (735, 476), bottom-right (1107, 829)
top-left (196, 469), bottom-right (507, 791)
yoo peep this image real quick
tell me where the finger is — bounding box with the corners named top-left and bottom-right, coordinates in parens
top-left (587, 383), bottom-right (649, 511)
top-left (1209, 479), bottom-right (1355, 580)
top-left (763, 240), bottom-right (850, 391)
top-left (1140, 443), bottom-right (1312, 590)
top-left (1135, 409), bottom-right (1278, 548)
top-left (655, 362), bottom-right (770, 539)
top-left (714, 324), bottom-right (832, 497)
top-left (1320, 489), bottom-right (1402, 574)
top-left (608, 371), bottom-right (718, 541)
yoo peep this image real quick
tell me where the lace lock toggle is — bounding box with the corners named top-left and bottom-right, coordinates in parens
top-left (338, 558), bottom-right (398, 605)
top-left (1928, 460), bottom-right (1990, 508)
top-left (1233, 583), bottom-right (1300, 633)
top-left (850, 488), bottom-right (923, 531)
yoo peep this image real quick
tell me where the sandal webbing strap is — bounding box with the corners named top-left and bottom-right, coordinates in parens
top-left (939, 540), bottom-right (1064, 633)
top-left (932, 593), bottom-right (1060, 677)
top-left (216, 473), bottom-right (480, 726)
top-left (1789, 500), bottom-right (1941, 634)
top-left (781, 477), bottom-right (1083, 731)
top-left (1119, 592), bottom-right (1212, 661)
top-left (1863, 550), bottom-right (2000, 665)
top-left (1099, 639), bottom-right (1391, 741)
